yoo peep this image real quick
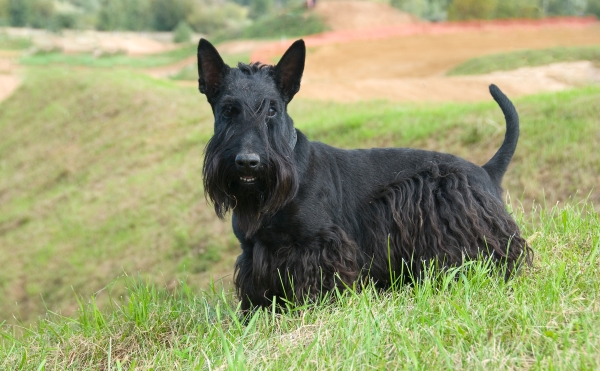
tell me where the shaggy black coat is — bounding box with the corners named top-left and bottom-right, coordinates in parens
top-left (197, 38), bottom-right (531, 310)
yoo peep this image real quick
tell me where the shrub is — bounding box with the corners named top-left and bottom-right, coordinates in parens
top-left (187, 2), bottom-right (248, 35)
top-left (447, 0), bottom-right (497, 20)
top-left (173, 20), bottom-right (193, 43)
top-left (389, 0), bottom-right (450, 21)
top-left (242, 9), bottom-right (326, 39)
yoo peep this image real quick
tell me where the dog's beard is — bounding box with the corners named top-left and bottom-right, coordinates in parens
top-left (203, 137), bottom-right (299, 237)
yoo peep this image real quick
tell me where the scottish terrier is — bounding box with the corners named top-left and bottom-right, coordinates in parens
top-left (197, 38), bottom-right (531, 311)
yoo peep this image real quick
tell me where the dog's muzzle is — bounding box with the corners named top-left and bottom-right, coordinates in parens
top-left (235, 153), bottom-right (260, 183)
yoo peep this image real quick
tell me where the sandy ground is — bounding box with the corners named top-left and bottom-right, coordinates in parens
top-left (4, 28), bottom-right (179, 55)
top-left (314, 1), bottom-right (420, 31)
top-left (0, 51), bottom-right (20, 103)
top-left (297, 24), bottom-right (600, 102)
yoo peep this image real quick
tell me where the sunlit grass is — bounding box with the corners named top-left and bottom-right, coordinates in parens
top-left (0, 33), bottom-right (33, 50)
top-left (1, 201), bottom-right (599, 370)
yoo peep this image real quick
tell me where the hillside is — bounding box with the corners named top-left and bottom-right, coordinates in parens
top-left (1, 67), bottom-right (600, 325)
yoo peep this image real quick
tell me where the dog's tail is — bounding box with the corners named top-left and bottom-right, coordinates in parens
top-left (482, 84), bottom-right (519, 187)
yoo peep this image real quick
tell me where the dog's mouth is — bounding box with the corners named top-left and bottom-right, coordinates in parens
top-left (239, 175), bottom-right (257, 184)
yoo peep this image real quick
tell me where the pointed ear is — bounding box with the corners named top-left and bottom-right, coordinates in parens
top-left (197, 38), bottom-right (228, 100)
top-left (274, 39), bottom-right (306, 102)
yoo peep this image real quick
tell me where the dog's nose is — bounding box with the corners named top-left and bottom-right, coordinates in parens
top-left (235, 153), bottom-right (260, 169)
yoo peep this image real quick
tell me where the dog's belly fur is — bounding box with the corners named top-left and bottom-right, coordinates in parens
top-left (232, 138), bottom-right (524, 309)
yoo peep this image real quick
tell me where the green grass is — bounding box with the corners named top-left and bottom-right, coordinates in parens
top-left (447, 45), bottom-right (600, 75)
top-left (19, 43), bottom-right (197, 68)
top-left (0, 33), bottom-right (33, 50)
top-left (1, 66), bottom-right (600, 331)
top-left (1, 201), bottom-right (599, 369)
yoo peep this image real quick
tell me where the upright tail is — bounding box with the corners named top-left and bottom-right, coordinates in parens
top-left (482, 84), bottom-right (520, 187)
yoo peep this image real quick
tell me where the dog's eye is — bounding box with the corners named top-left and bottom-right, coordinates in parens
top-left (223, 106), bottom-right (236, 118)
top-left (267, 105), bottom-right (277, 118)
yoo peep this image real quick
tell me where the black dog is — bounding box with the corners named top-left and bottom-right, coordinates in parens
top-left (197, 38), bottom-right (531, 310)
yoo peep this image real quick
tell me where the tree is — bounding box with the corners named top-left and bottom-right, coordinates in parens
top-left (390, 0), bottom-right (451, 21)
top-left (150, 0), bottom-right (193, 31)
top-left (494, 0), bottom-right (540, 19)
top-left (249, 0), bottom-right (274, 20)
top-left (0, 0), bottom-right (8, 26)
top-left (8, 0), bottom-right (30, 27)
top-left (173, 20), bottom-right (193, 43)
top-left (447, 0), bottom-right (497, 20)
top-left (97, 0), bottom-right (125, 30)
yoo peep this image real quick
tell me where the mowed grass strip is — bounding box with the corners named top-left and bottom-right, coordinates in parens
top-left (0, 67), bottom-right (599, 327)
top-left (1, 201), bottom-right (599, 370)
top-left (447, 45), bottom-right (600, 75)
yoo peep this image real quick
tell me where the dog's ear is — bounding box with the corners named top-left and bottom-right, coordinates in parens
top-left (274, 39), bottom-right (306, 102)
top-left (197, 38), bottom-right (229, 100)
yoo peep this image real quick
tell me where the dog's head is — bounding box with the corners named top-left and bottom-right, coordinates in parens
top-left (198, 38), bottom-right (305, 234)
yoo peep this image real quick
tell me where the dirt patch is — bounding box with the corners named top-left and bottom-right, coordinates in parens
top-left (299, 61), bottom-right (600, 102)
top-left (314, 0), bottom-right (420, 31)
top-left (4, 28), bottom-right (179, 56)
top-left (295, 23), bottom-right (600, 102)
top-left (0, 51), bottom-right (20, 104)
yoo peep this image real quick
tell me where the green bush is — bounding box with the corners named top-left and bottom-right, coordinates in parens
top-left (241, 10), bottom-right (326, 39)
top-left (389, 0), bottom-right (450, 21)
top-left (187, 2), bottom-right (248, 35)
top-left (447, 0), bottom-right (497, 20)
top-left (586, 0), bottom-right (600, 17)
top-left (493, 0), bottom-right (540, 19)
top-left (172, 20), bottom-right (193, 43)
top-left (249, 0), bottom-right (274, 20)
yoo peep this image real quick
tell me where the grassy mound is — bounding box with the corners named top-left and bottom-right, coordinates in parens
top-left (1, 201), bottom-right (599, 369)
top-left (447, 45), bottom-right (600, 75)
top-left (1, 67), bottom-right (599, 329)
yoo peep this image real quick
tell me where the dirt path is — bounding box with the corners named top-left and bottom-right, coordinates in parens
top-left (314, 1), bottom-right (420, 31)
top-left (0, 51), bottom-right (20, 104)
top-left (296, 24), bottom-right (600, 102)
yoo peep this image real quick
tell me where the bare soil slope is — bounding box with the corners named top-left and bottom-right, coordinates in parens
top-left (297, 24), bottom-right (600, 102)
top-left (0, 51), bottom-right (20, 103)
top-left (314, 0), bottom-right (420, 31)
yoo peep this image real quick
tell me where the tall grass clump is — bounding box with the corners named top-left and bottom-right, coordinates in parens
top-left (1, 201), bottom-right (599, 369)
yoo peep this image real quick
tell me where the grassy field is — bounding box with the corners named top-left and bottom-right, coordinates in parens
top-left (1, 201), bottom-right (599, 369)
top-left (0, 33), bottom-right (33, 50)
top-left (447, 45), bottom-right (600, 75)
top-left (1, 67), bottom-right (600, 329)
top-left (0, 58), bottom-right (599, 368)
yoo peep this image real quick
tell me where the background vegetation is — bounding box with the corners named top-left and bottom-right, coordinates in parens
top-left (0, 0), bottom-right (599, 39)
